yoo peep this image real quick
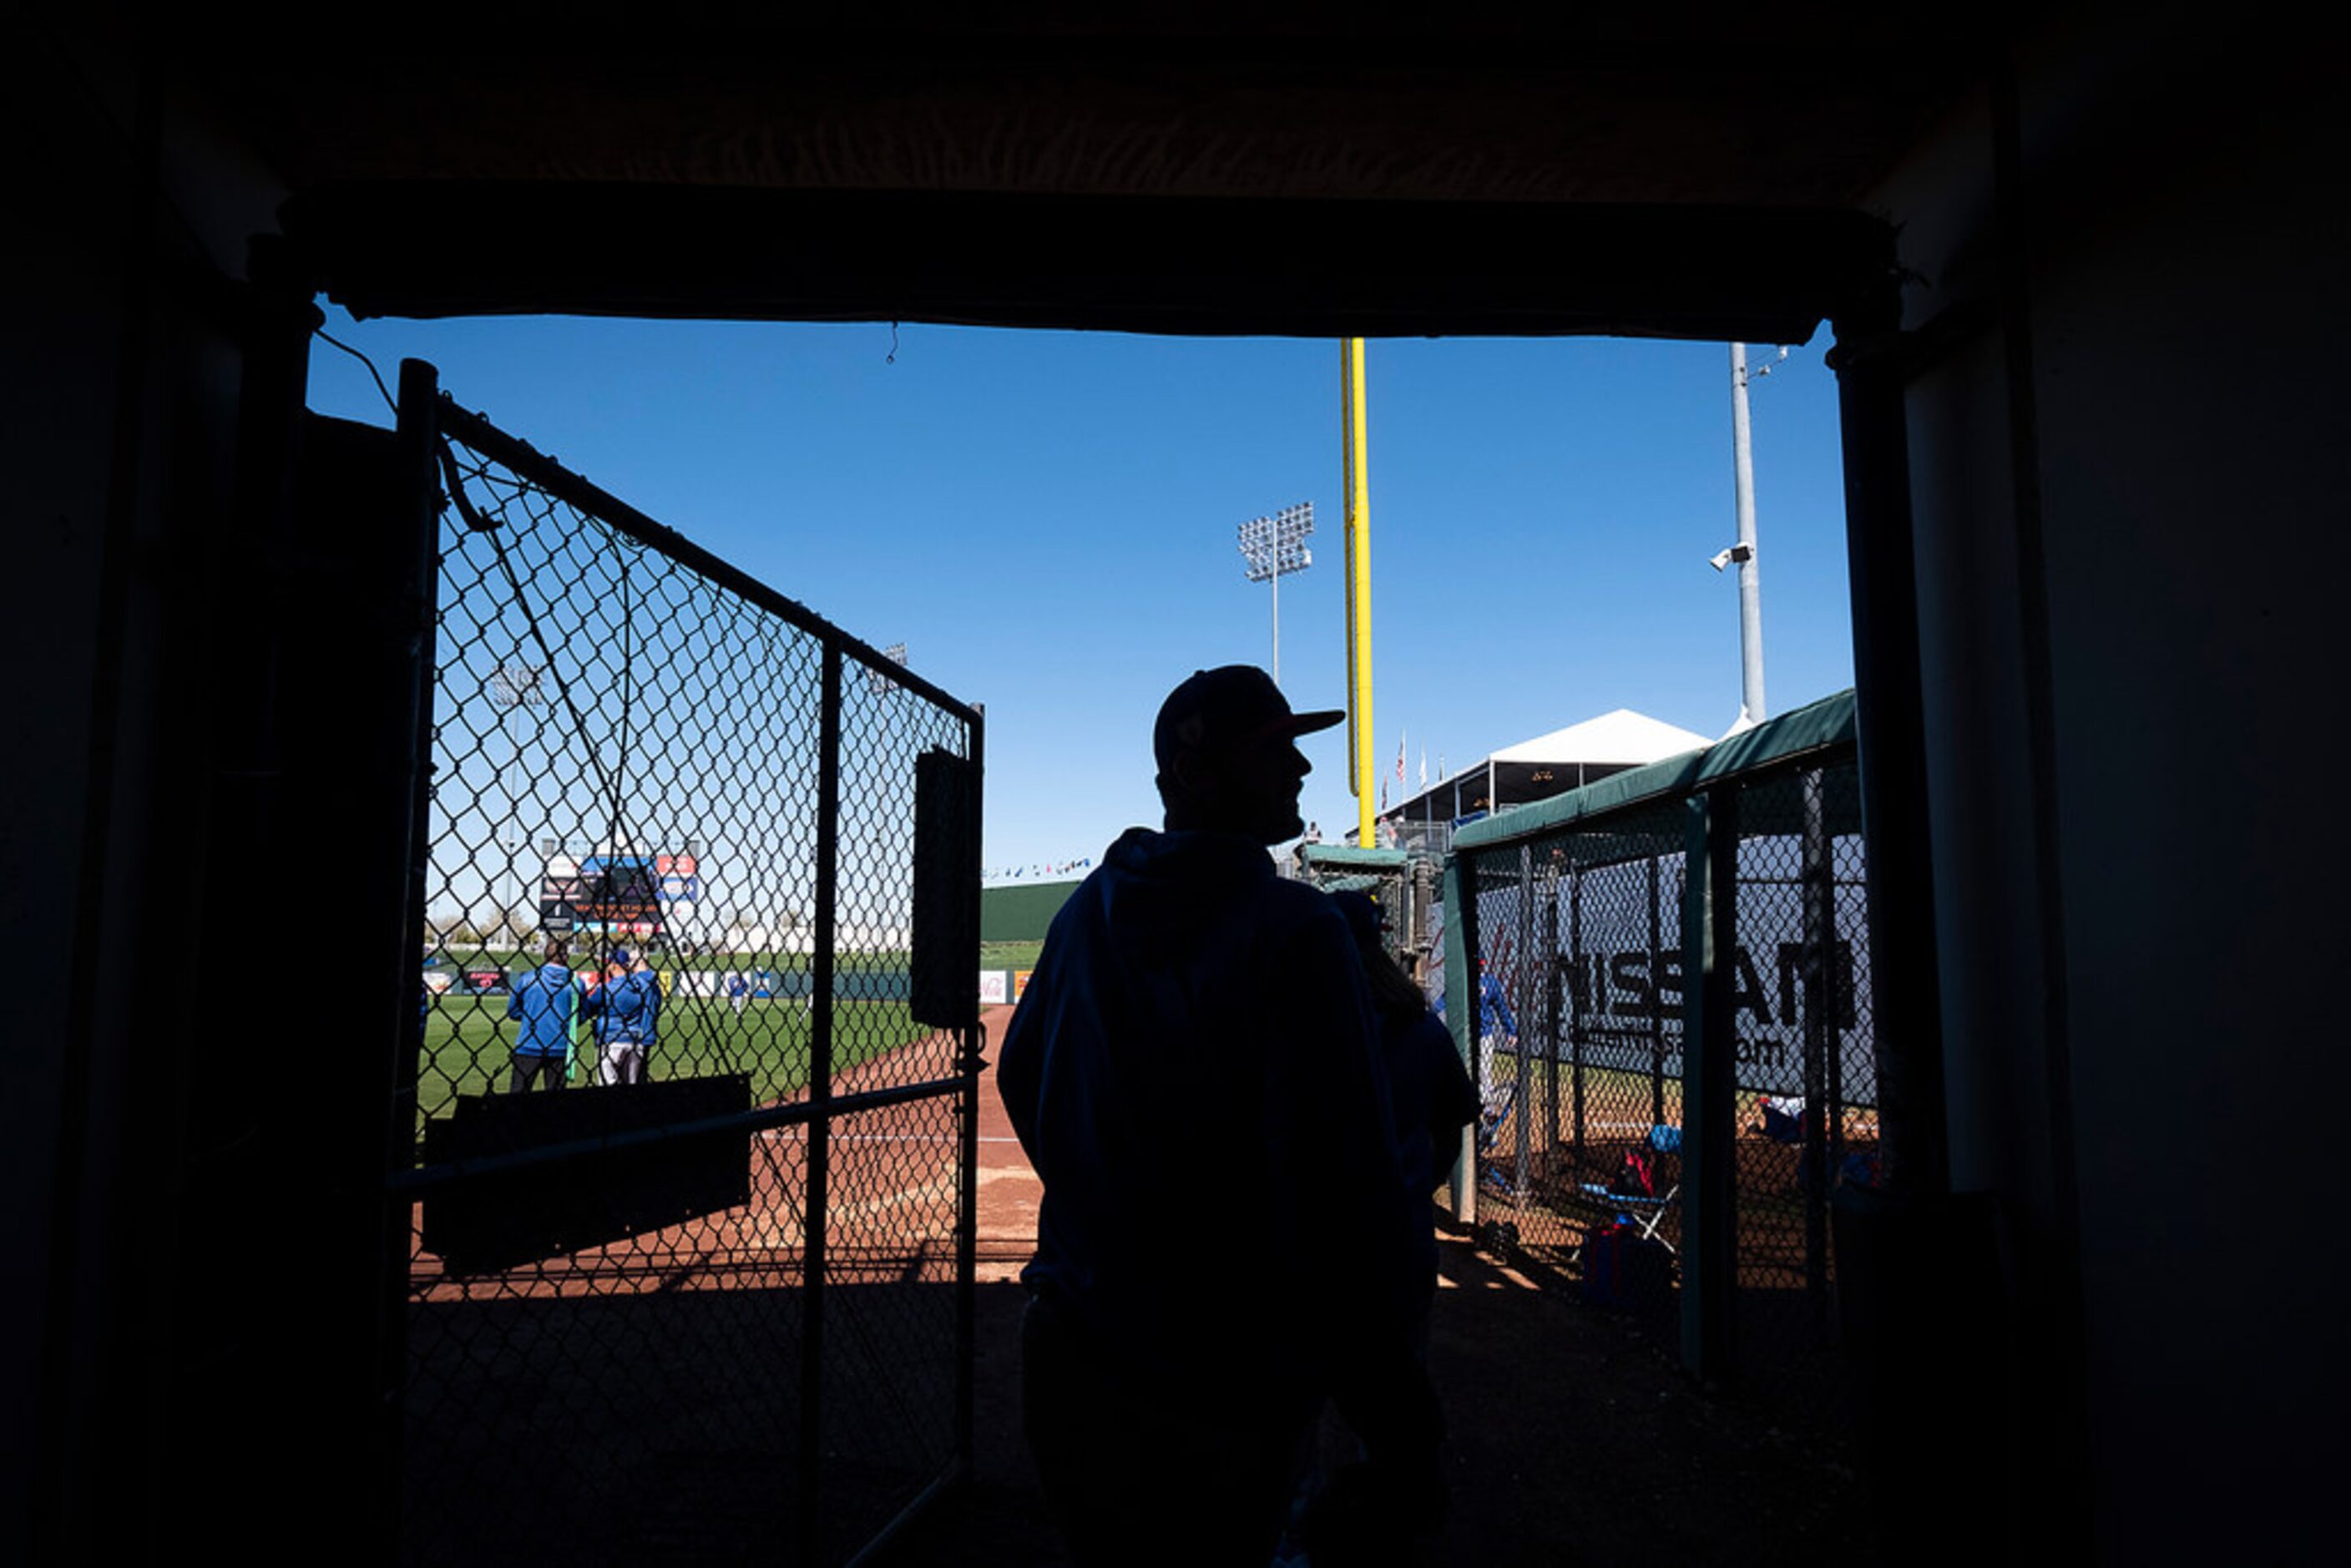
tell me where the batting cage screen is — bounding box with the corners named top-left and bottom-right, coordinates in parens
top-left (388, 362), bottom-right (983, 1565)
top-left (1445, 690), bottom-right (1871, 1453)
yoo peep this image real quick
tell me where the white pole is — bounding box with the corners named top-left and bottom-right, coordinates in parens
top-left (1730, 343), bottom-right (1768, 723)
top-left (1271, 555), bottom-right (1281, 686)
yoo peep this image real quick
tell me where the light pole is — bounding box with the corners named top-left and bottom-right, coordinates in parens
top-left (1711, 343), bottom-right (1784, 727)
top-left (1238, 503), bottom-right (1313, 687)
top-left (490, 663), bottom-right (543, 946)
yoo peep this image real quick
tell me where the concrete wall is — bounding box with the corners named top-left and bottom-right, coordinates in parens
top-left (1865, 15), bottom-right (2341, 1557)
top-left (3, 23), bottom-right (298, 1553)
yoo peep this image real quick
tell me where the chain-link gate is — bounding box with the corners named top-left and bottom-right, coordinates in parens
top-left (389, 365), bottom-right (982, 1565)
top-left (1711, 755), bottom-right (1873, 1441)
top-left (1459, 805), bottom-right (1688, 1277)
top-left (1447, 694), bottom-right (1869, 1450)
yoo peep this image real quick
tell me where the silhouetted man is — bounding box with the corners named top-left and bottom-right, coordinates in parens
top-left (998, 665), bottom-right (1424, 1566)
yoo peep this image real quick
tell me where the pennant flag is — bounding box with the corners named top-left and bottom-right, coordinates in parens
top-left (1419, 748), bottom-right (1428, 788)
top-left (1396, 731), bottom-right (1406, 784)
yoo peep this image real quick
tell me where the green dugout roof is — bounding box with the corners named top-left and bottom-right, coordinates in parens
top-left (1450, 688), bottom-right (1857, 853)
top-left (1296, 845), bottom-right (1412, 870)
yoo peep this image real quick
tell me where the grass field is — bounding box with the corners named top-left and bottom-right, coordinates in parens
top-left (416, 992), bottom-right (936, 1141)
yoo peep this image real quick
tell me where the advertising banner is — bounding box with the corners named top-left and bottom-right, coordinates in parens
top-left (1477, 842), bottom-right (1876, 1102)
top-left (978, 971), bottom-right (1009, 1006)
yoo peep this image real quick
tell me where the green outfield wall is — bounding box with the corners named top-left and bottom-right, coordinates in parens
top-left (981, 878), bottom-right (1084, 943)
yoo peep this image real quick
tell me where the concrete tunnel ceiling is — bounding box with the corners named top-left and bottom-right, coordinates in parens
top-left (162, 15), bottom-right (1985, 338)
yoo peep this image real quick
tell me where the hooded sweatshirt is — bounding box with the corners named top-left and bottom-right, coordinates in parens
top-left (505, 964), bottom-right (577, 1057)
top-left (997, 827), bottom-right (1423, 1399)
top-left (586, 966), bottom-right (661, 1046)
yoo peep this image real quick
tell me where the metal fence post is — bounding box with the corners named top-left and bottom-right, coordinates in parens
top-left (956, 709), bottom-right (986, 1484)
top-left (1514, 845), bottom-right (1535, 1200)
top-left (1440, 852), bottom-right (1477, 1223)
top-left (1541, 872), bottom-right (1560, 1161)
top-left (385, 358), bottom-right (445, 1560)
top-left (1801, 767), bottom-right (1833, 1312)
top-left (1647, 854), bottom-right (1667, 1131)
top-left (1570, 863), bottom-right (1586, 1165)
top-left (1680, 788), bottom-right (1738, 1386)
top-left (803, 644), bottom-right (842, 1560)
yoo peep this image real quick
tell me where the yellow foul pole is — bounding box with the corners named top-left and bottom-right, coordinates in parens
top-left (1342, 339), bottom-right (1375, 848)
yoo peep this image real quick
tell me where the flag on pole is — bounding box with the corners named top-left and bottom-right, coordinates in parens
top-left (1396, 731), bottom-right (1406, 784)
top-left (1420, 748), bottom-right (1428, 788)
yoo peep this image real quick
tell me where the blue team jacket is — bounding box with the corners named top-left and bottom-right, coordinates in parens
top-left (505, 964), bottom-right (578, 1057)
top-left (586, 969), bottom-right (662, 1046)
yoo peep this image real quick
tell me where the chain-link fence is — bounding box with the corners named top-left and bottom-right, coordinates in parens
top-left (1292, 844), bottom-right (1422, 968)
top-left (392, 370), bottom-right (981, 1565)
top-left (1447, 694), bottom-right (1868, 1449)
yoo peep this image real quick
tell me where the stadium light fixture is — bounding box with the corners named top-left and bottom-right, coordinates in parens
top-left (867, 641), bottom-right (909, 696)
top-left (1237, 501), bottom-right (1313, 685)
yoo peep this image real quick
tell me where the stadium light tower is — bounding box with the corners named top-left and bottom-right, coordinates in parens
top-left (1238, 502), bottom-right (1314, 686)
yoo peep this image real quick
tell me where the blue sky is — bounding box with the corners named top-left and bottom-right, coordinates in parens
top-left (308, 311), bottom-right (1852, 878)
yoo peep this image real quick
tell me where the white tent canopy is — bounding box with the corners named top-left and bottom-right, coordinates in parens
top-left (1371, 707), bottom-right (1713, 851)
top-left (1486, 708), bottom-right (1715, 767)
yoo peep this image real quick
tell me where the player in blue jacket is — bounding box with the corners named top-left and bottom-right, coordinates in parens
top-left (504, 939), bottom-right (579, 1091)
top-left (584, 947), bottom-right (661, 1085)
top-left (1433, 964), bottom-right (1519, 1120)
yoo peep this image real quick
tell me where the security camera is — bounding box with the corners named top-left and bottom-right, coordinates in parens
top-left (1709, 547), bottom-right (1735, 571)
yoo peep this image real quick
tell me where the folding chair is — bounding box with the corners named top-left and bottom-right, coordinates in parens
top-left (1575, 1125), bottom-right (1682, 1254)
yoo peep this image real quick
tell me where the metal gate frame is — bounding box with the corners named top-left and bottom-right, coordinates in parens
top-left (384, 359), bottom-right (983, 1564)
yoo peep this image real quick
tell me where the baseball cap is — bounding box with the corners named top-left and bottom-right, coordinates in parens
top-left (1152, 665), bottom-right (1345, 776)
top-left (610, 947), bottom-right (635, 967)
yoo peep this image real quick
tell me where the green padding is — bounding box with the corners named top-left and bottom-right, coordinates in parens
top-left (1696, 688), bottom-right (1856, 785)
top-left (1451, 688), bottom-right (1857, 853)
top-left (1297, 845), bottom-right (1412, 869)
top-left (980, 878), bottom-right (1084, 943)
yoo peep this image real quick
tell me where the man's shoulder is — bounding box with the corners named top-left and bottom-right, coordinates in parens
top-left (1242, 873), bottom-right (1347, 931)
